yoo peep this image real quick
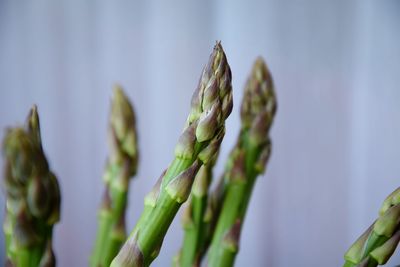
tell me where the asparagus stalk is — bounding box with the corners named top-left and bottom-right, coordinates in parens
top-left (2, 105), bottom-right (60, 267)
top-left (176, 152), bottom-right (219, 267)
top-left (344, 187), bottom-right (400, 267)
top-left (188, 168), bottom-right (230, 266)
top-left (91, 86), bottom-right (139, 267)
top-left (207, 57), bottom-right (277, 267)
top-left (192, 146), bottom-right (245, 267)
top-left (111, 42), bottom-right (233, 267)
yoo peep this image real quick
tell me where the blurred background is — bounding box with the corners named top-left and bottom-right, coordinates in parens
top-left (1, 0), bottom-right (400, 266)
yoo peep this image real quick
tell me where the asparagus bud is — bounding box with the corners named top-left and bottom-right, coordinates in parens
top-left (2, 106), bottom-right (60, 267)
top-left (108, 85), bottom-right (139, 177)
top-left (344, 190), bottom-right (400, 266)
top-left (91, 85), bottom-right (139, 267)
top-left (240, 57), bottom-right (276, 128)
top-left (26, 104), bottom-right (42, 148)
top-left (111, 42), bottom-right (232, 267)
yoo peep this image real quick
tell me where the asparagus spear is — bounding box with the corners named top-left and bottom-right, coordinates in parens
top-left (111, 42), bottom-right (233, 267)
top-left (207, 57), bottom-right (277, 267)
top-left (344, 187), bottom-right (400, 267)
top-left (2, 105), bottom-right (60, 267)
top-left (91, 86), bottom-right (139, 267)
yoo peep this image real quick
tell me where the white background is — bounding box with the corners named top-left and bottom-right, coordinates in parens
top-left (0, 1), bottom-right (400, 266)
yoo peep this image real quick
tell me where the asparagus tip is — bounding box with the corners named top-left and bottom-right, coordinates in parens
top-left (109, 84), bottom-right (138, 176)
top-left (25, 104), bottom-right (43, 149)
top-left (241, 57), bottom-right (276, 130)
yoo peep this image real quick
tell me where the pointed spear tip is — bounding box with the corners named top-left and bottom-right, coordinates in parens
top-left (111, 84), bottom-right (134, 117)
top-left (109, 84), bottom-right (138, 175)
top-left (113, 83), bottom-right (124, 97)
top-left (26, 104), bottom-right (41, 145)
top-left (30, 104), bottom-right (38, 115)
top-left (214, 40), bottom-right (223, 52)
top-left (240, 56), bottom-right (276, 131)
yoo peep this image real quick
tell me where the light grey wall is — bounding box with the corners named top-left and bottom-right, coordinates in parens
top-left (0, 1), bottom-right (399, 266)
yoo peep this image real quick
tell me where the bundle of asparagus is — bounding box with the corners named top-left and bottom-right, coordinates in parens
top-left (91, 86), bottom-right (139, 267)
top-left (2, 106), bottom-right (61, 267)
top-left (4, 41), bottom-right (398, 267)
top-left (344, 187), bottom-right (400, 267)
top-left (110, 42), bottom-right (233, 267)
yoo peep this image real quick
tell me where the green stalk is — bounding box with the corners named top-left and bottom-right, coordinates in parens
top-left (2, 105), bottom-right (60, 267)
top-left (91, 86), bottom-right (139, 267)
top-left (16, 246), bottom-right (43, 267)
top-left (111, 42), bottom-right (233, 267)
top-left (4, 212), bottom-right (14, 261)
top-left (344, 187), bottom-right (400, 266)
top-left (132, 157), bottom-right (202, 264)
top-left (177, 162), bottom-right (215, 267)
top-left (195, 172), bottom-right (229, 265)
top-left (207, 57), bottom-right (277, 267)
top-left (207, 139), bottom-right (264, 267)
